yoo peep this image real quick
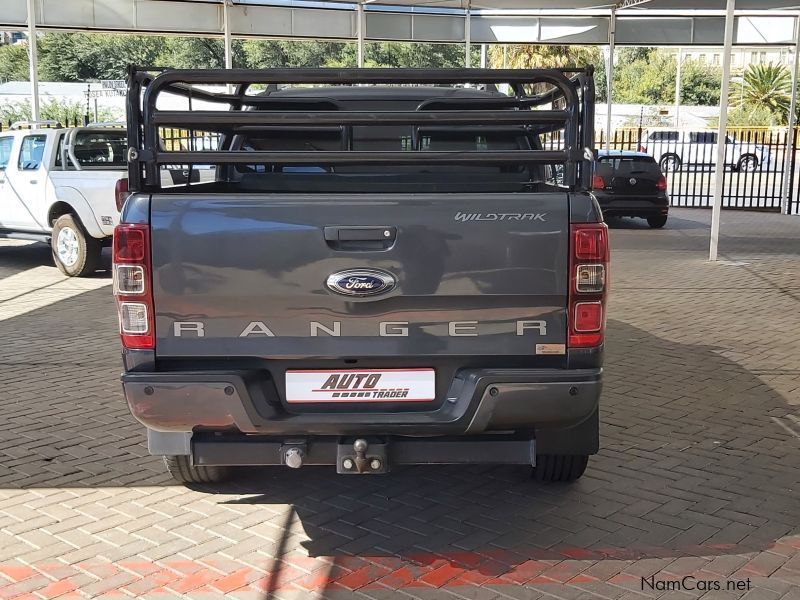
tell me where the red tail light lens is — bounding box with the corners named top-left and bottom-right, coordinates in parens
top-left (113, 223), bottom-right (153, 350)
top-left (657, 175), bottom-right (668, 191)
top-left (638, 144), bottom-right (647, 153)
top-left (591, 174), bottom-right (606, 190)
top-left (568, 223), bottom-right (609, 349)
top-left (115, 178), bottom-right (130, 212)
top-left (574, 227), bottom-right (609, 261)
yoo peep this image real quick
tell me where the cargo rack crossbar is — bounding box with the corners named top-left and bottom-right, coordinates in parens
top-left (126, 66), bottom-right (596, 191)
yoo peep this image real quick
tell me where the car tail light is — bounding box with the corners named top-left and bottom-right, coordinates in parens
top-left (638, 144), bottom-right (647, 153)
top-left (568, 223), bottom-right (609, 348)
top-left (113, 223), bottom-right (153, 349)
top-left (656, 175), bottom-right (667, 191)
top-left (115, 178), bottom-right (130, 212)
top-left (591, 174), bottom-right (606, 190)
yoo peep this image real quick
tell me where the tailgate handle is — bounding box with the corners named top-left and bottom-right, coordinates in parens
top-left (324, 226), bottom-right (396, 250)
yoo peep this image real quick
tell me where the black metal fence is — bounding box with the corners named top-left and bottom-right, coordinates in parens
top-left (594, 129), bottom-right (799, 214)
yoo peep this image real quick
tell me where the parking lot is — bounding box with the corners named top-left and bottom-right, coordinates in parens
top-left (0, 208), bottom-right (799, 600)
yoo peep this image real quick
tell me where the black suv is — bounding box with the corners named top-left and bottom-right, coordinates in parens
top-left (592, 150), bottom-right (669, 228)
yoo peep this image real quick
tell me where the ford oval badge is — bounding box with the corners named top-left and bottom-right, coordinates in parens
top-left (325, 269), bottom-right (396, 297)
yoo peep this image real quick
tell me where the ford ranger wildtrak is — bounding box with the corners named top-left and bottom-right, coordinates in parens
top-left (117, 67), bottom-right (607, 484)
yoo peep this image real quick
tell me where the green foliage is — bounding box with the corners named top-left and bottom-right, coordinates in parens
top-left (0, 43), bottom-right (31, 82)
top-left (485, 44), bottom-right (606, 101)
top-left (730, 63), bottom-right (791, 124)
top-left (724, 105), bottom-right (783, 127)
top-left (38, 33), bottom-right (164, 81)
top-left (0, 97), bottom-right (117, 126)
top-left (0, 33), bottom-right (728, 112)
top-left (679, 60), bottom-right (721, 106)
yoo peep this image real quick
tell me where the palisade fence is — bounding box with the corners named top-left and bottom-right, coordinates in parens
top-left (21, 120), bottom-right (796, 215)
top-left (551, 129), bottom-right (800, 214)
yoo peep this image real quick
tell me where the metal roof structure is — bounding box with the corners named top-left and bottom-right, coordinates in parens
top-left (1, 0), bottom-right (798, 46)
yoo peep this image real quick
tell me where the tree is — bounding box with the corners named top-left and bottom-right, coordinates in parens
top-left (679, 60), bottom-right (721, 106)
top-left (730, 62), bottom-right (791, 124)
top-left (38, 33), bottom-right (165, 81)
top-left (486, 44), bottom-right (607, 101)
top-left (243, 39), bottom-right (351, 68)
top-left (0, 43), bottom-right (31, 82)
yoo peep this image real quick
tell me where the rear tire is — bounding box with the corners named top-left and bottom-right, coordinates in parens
top-left (647, 215), bottom-right (668, 229)
top-left (659, 155), bottom-right (681, 172)
top-left (737, 155), bottom-right (759, 173)
top-left (51, 213), bottom-right (101, 277)
top-left (531, 454), bottom-right (589, 482)
top-left (164, 456), bottom-right (232, 484)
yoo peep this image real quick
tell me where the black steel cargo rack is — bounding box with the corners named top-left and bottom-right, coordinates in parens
top-left (126, 66), bottom-right (596, 192)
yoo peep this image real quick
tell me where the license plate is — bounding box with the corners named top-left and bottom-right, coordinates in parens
top-left (285, 369), bottom-right (435, 403)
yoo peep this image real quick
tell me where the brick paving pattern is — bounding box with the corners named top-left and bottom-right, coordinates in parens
top-left (0, 209), bottom-right (798, 599)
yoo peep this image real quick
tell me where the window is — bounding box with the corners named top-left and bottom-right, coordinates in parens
top-left (597, 156), bottom-right (659, 174)
top-left (56, 130), bottom-right (127, 168)
top-left (18, 135), bottom-right (47, 170)
top-left (649, 131), bottom-right (679, 141)
top-left (690, 132), bottom-right (717, 144)
top-left (0, 137), bottom-right (13, 170)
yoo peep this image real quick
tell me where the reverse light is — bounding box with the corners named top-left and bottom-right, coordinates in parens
top-left (113, 223), bottom-right (153, 349)
top-left (568, 223), bottom-right (609, 349)
top-left (119, 302), bottom-right (149, 334)
top-left (575, 264), bottom-right (606, 293)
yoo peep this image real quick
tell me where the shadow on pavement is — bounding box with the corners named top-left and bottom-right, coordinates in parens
top-left (210, 319), bottom-right (799, 566)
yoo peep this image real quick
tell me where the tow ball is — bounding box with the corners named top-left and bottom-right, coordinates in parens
top-left (337, 438), bottom-right (389, 474)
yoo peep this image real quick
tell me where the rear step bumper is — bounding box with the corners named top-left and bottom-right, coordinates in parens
top-left (122, 368), bottom-right (601, 437)
top-left (192, 435), bottom-right (537, 470)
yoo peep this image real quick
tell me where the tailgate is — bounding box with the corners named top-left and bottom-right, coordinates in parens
top-left (151, 193), bottom-right (569, 358)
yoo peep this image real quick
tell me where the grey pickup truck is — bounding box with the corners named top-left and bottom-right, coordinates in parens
top-left (116, 67), bottom-right (607, 485)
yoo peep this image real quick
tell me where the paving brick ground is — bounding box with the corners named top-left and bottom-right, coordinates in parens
top-left (0, 208), bottom-right (798, 600)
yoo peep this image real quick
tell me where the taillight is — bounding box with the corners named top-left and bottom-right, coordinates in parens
top-left (638, 144), bottom-right (648, 153)
top-left (113, 223), bottom-right (153, 349)
top-left (115, 178), bottom-right (130, 212)
top-left (591, 174), bottom-right (606, 190)
top-left (656, 175), bottom-right (667, 191)
top-left (568, 223), bottom-right (609, 348)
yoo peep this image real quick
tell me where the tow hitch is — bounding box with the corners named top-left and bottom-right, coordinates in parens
top-left (337, 438), bottom-right (389, 474)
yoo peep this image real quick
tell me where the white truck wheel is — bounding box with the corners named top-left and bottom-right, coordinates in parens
top-left (51, 214), bottom-right (102, 277)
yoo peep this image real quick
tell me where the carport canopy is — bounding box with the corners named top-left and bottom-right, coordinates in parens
top-left (5, 0), bottom-right (800, 259)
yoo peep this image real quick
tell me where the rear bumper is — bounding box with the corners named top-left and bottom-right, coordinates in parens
top-left (122, 368), bottom-right (601, 437)
top-left (596, 196), bottom-right (669, 218)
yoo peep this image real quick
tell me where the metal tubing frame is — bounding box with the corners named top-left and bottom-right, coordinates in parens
top-left (709, 0), bottom-right (736, 262)
top-left (128, 66), bottom-right (593, 191)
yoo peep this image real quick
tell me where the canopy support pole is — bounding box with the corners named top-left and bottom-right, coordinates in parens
top-left (222, 0), bottom-right (232, 70)
top-left (709, 0), bottom-right (736, 262)
top-left (782, 15), bottom-right (800, 215)
top-left (27, 0), bottom-right (40, 122)
top-left (675, 47), bottom-right (682, 127)
top-left (465, 6), bottom-right (471, 68)
top-left (605, 7), bottom-right (616, 152)
top-left (357, 2), bottom-right (365, 68)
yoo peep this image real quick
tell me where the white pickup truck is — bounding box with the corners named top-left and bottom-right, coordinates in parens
top-left (0, 122), bottom-right (127, 276)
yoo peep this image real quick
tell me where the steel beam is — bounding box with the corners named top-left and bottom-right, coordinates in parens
top-left (26, 0), bottom-right (39, 121)
top-left (782, 15), bottom-right (800, 214)
top-left (709, 0), bottom-right (736, 262)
